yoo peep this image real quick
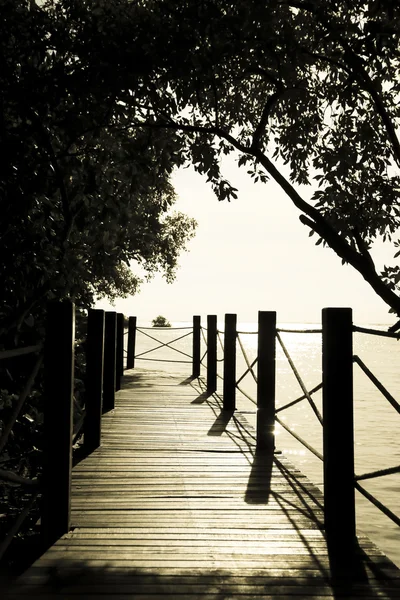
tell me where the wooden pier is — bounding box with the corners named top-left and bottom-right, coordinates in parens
top-left (4, 368), bottom-right (400, 599)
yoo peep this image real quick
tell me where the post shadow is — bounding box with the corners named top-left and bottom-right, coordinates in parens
top-left (244, 448), bottom-right (273, 505)
top-left (191, 391), bottom-right (210, 404)
top-left (207, 409), bottom-right (234, 436)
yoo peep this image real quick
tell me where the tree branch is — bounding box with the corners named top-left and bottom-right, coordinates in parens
top-left (251, 91), bottom-right (284, 151)
top-left (127, 117), bottom-right (400, 316)
top-left (280, 0), bottom-right (400, 167)
top-left (300, 214), bottom-right (400, 313)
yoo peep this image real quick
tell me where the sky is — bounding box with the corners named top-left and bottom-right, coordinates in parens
top-left (96, 154), bottom-right (397, 326)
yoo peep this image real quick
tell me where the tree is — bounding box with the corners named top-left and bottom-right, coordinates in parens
top-left (152, 315), bottom-right (171, 327)
top-left (61, 0), bottom-right (400, 326)
top-left (0, 0), bottom-right (196, 342)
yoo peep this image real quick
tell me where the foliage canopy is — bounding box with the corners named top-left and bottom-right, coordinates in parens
top-left (0, 0), bottom-right (196, 341)
top-left (48, 0), bottom-right (400, 324)
top-left (151, 315), bottom-right (171, 327)
top-left (3, 0), bottom-right (400, 327)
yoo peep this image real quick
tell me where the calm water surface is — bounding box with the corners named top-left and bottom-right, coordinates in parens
top-left (133, 321), bottom-right (400, 568)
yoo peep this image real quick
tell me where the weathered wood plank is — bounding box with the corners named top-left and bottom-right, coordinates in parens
top-left (5, 368), bottom-right (400, 600)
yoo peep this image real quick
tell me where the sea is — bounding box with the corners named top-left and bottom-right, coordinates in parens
top-left (131, 321), bottom-right (400, 569)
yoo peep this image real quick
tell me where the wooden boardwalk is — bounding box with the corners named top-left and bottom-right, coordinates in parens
top-left (4, 369), bottom-right (400, 599)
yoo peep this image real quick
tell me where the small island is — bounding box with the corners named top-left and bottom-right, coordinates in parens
top-left (151, 315), bottom-right (171, 327)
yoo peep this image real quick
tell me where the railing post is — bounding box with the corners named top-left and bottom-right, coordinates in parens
top-left (192, 315), bottom-right (201, 378)
top-left (116, 312), bottom-right (124, 390)
top-left (256, 311), bottom-right (276, 452)
top-left (42, 300), bottom-right (75, 546)
top-left (85, 309), bottom-right (104, 452)
top-left (207, 315), bottom-right (217, 394)
top-left (322, 308), bottom-right (356, 563)
top-left (223, 313), bottom-right (237, 410)
top-left (103, 311), bottom-right (117, 413)
top-left (127, 316), bottom-right (137, 369)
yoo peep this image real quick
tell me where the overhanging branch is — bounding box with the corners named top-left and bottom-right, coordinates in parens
top-left (128, 117), bottom-right (400, 316)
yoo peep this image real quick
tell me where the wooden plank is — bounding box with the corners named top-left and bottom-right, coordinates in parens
top-left (5, 368), bottom-right (400, 600)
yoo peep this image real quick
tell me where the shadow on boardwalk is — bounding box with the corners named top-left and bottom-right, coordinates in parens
top-left (3, 557), bottom-right (400, 599)
top-left (3, 369), bottom-right (400, 599)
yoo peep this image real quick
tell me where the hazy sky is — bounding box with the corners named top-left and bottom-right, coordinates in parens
top-left (96, 154), bottom-right (396, 326)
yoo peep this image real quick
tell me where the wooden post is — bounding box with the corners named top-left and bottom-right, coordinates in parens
top-left (103, 311), bottom-right (117, 413)
top-left (192, 316), bottom-right (201, 378)
top-left (223, 313), bottom-right (237, 410)
top-left (127, 316), bottom-right (137, 369)
top-left (207, 315), bottom-right (217, 394)
top-left (256, 311), bottom-right (276, 452)
top-left (85, 309), bottom-right (104, 452)
top-left (322, 308), bottom-right (356, 559)
top-left (42, 301), bottom-right (75, 546)
top-left (116, 312), bottom-right (124, 390)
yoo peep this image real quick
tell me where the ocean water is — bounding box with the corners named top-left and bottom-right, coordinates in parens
top-left (132, 321), bottom-right (400, 568)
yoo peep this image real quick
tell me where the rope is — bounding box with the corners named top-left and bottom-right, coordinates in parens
top-left (276, 382), bottom-right (323, 414)
top-left (0, 469), bottom-right (38, 487)
top-left (354, 481), bottom-right (400, 527)
top-left (217, 373), bottom-right (224, 381)
top-left (217, 331), bottom-right (224, 352)
top-left (275, 416), bottom-right (323, 461)
top-left (135, 329), bottom-right (193, 360)
top-left (355, 464), bottom-right (400, 482)
top-left (236, 357), bottom-right (258, 387)
top-left (236, 330), bottom-right (258, 335)
top-left (0, 490), bottom-right (39, 562)
top-left (237, 334), bottom-right (258, 384)
top-left (201, 328), bottom-right (208, 345)
top-left (135, 357), bottom-right (191, 364)
top-left (353, 355), bottom-right (400, 415)
top-left (72, 411), bottom-right (86, 445)
top-left (235, 383), bottom-right (257, 405)
top-left (353, 325), bottom-right (400, 340)
top-left (0, 353), bottom-right (44, 454)
top-left (0, 344), bottom-right (43, 361)
top-left (137, 328), bottom-right (192, 346)
top-left (136, 326), bottom-right (193, 330)
top-left (276, 332), bottom-right (323, 425)
top-left (277, 328), bottom-right (322, 334)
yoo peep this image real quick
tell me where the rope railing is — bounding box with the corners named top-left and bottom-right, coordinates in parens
top-left (276, 327), bottom-right (322, 334)
top-left (0, 353), bottom-right (44, 454)
top-left (134, 327), bottom-right (192, 363)
top-left (136, 326), bottom-right (193, 330)
top-left (217, 330), bottom-right (224, 361)
top-left (353, 355), bottom-right (400, 415)
top-left (353, 324), bottom-right (400, 339)
top-left (354, 481), bottom-right (400, 527)
top-left (276, 331), bottom-right (323, 425)
top-left (235, 383), bottom-right (257, 405)
top-left (200, 326), bottom-right (208, 367)
top-left (0, 347), bottom-right (44, 561)
top-left (236, 330), bottom-right (257, 335)
top-left (355, 464), bottom-right (400, 482)
top-left (276, 382), bottom-right (323, 414)
top-left (275, 416), bottom-right (323, 461)
top-left (345, 335), bottom-right (400, 526)
top-left (346, 319), bottom-right (400, 533)
top-left (190, 310), bottom-right (399, 553)
top-left (235, 357), bottom-right (258, 387)
top-left (0, 344), bottom-right (43, 360)
top-left (2, 308), bottom-right (398, 569)
top-left (236, 334), bottom-right (258, 385)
